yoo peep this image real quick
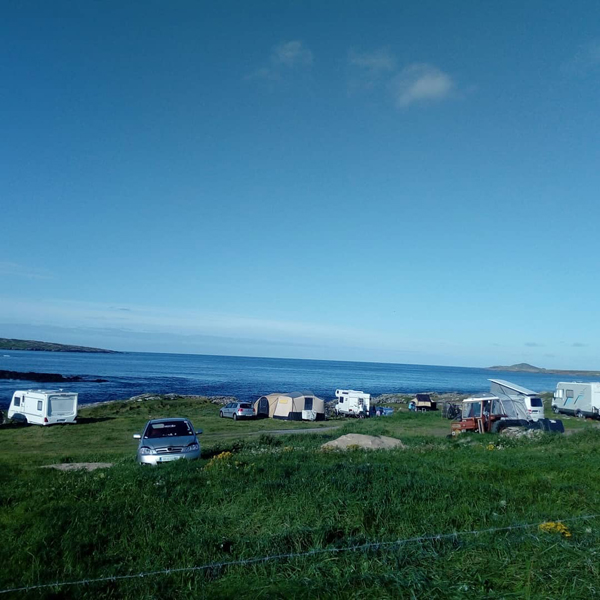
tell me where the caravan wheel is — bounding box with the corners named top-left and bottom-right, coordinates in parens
top-left (552, 406), bottom-right (559, 414)
top-left (576, 410), bottom-right (584, 419)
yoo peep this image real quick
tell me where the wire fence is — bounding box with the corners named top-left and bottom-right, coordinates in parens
top-left (1, 513), bottom-right (599, 595)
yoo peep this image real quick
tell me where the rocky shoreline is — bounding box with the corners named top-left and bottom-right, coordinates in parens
top-left (81, 391), bottom-right (472, 410)
top-left (83, 393), bottom-right (238, 409)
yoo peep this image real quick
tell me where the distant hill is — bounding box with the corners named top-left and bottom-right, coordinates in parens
top-left (488, 363), bottom-right (547, 373)
top-left (0, 338), bottom-right (119, 354)
top-left (488, 363), bottom-right (600, 377)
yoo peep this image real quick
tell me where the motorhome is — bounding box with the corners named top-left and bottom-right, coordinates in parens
top-left (488, 379), bottom-right (545, 421)
top-left (334, 389), bottom-right (371, 418)
top-left (7, 389), bottom-right (78, 425)
top-left (552, 382), bottom-right (600, 419)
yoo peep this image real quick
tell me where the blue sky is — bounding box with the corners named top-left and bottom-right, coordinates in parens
top-left (1, 1), bottom-right (600, 368)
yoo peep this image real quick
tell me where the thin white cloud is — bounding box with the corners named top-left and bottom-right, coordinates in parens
top-left (0, 296), bottom-right (403, 352)
top-left (391, 63), bottom-right (454, 108)
top-left (245, 40), bottom-right (313, 82)
top-left (0, 261), bottom-right (52, 280)
top-left (244, 67), bottom-right (279, 82)
top-left (562, 40), bottom-right (600, 76)
top-left (349, 48), bottom-right (396, 76)
top-left (271, 41), bottom-right (313, 68)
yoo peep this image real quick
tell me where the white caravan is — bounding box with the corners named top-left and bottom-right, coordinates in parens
top-left (7, 389), bottom-right (78, 425)
top-left (488, 379), bottom-right (545, 421)
top-left (552, 382), bottom-right (600, 419)
top-left (334, 389), bottom-right (371, 418)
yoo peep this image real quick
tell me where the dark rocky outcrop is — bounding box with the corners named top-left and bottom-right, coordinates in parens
top-left (0, 370), bottom-right (107, 383)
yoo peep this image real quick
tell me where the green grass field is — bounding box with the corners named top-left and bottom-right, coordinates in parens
top-left (1, 397), bottom-right (600, 598)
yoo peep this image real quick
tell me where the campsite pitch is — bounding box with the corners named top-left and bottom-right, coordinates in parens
top-left (2, 396), bottom-right (600, 598)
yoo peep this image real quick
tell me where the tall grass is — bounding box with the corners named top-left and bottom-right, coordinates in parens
top-left (1, 425), bottom-right (600, 598)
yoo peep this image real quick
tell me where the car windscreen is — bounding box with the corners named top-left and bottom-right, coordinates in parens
top-left (145, 421), bottom-right (193, 438)
top-left (529, 398), bottom-right (543, 407)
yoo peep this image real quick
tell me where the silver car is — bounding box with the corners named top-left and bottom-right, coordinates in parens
top-left (133, 418), bottom-right (202, 465)
top-left (219, 401), bottom-right (254, 420)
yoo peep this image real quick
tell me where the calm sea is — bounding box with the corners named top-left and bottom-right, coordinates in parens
top-left (1, 350), bottom-right (598, 409)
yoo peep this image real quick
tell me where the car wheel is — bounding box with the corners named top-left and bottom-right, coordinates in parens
top-left (219, 411), bottom-right (223, 418)
top-left (233, 414), bottom-right (238, 421)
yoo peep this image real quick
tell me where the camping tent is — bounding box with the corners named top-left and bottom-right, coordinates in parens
top-left (254, 391), bottom-right (325, 421)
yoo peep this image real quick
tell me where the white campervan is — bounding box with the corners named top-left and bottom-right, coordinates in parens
top-left (7, 389), bottom-right (78, 425)
top-left (334, 389), bottom-right (371, 418)
top-left (552, 382), bottom-right (600, 419)
top-left (489, 379), bottom-right (544, 421)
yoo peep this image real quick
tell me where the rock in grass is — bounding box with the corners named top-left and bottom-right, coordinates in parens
top-left (321, 433), bottom-right (406, 451)
top-left (41, 462), bottom-right (113, 472)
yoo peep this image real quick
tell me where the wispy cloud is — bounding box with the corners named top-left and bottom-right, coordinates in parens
top-left (347, 48), bottom-right (459, 109)
top-left (391, 63), bottom-right (455, 108)
top-left (245, 40), bottom-right (313, 81)
top-left (272, 41), bottom-right (313, 68)
top-left (349, 48), bottom-right (396, 82)
top-left (525, 342), bottom-right (543, 347)
top-left (0, 297), bottom-right (406, 354)
top-left (0, 261), bottom-right (52, 280)
top-left (562, 40), bottom-right (600, 76)
top-left (572, 342), bottom-right (588, 348)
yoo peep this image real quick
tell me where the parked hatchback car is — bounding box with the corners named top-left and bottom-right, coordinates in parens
top-left (219, 402), bottom-right (254, 420)
top-left (133, 418), bottom-right (202, 465)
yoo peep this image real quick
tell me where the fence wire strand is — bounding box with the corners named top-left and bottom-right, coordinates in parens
top-left (1, 513), bottom-right (598, 595)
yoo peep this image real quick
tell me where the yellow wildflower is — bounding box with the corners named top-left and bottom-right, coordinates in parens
top-left (539, 521), bottom-right (572, 538)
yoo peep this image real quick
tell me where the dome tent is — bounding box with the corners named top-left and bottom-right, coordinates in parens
top-left (254, 391), bottom-right (325, 421)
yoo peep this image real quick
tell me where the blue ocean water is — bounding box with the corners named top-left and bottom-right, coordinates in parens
top-left (1, 350), bottom-right (598, 409)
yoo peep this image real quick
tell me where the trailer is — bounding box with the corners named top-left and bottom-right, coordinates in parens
top-left (409, 393), bottom-right (437, 412)
top-left (552, 382), bottom-right (600, 419)
top-left (334, 389), bottom-right (371, 418)
top-left (7, 389), bottom-right (78, 425)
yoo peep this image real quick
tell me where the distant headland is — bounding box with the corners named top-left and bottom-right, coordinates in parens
top-left (488, 362), bottom-right (600, 377)
top-left (0, 338), bottom-right (119, 354)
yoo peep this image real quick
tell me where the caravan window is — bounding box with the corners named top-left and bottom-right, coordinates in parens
top-left (566, 389), bottom-right (574, 399)
top-left (13, 396), bottom-right (20, 407)
top-left (37, 401), bottom-right (43, 411)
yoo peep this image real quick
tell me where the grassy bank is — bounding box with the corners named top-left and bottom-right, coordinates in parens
top-left (1, 398), bottom-right (600, 598)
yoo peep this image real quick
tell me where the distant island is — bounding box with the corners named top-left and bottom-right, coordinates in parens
top-left (0, 338), bottom-right (119, 354)
top-left (488, 363), bottom-right (600, 377)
